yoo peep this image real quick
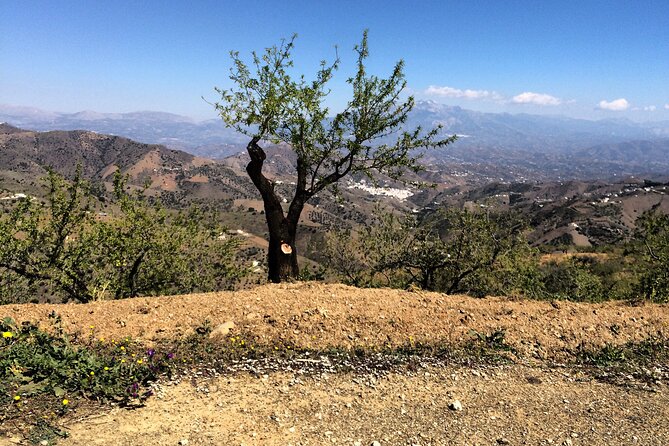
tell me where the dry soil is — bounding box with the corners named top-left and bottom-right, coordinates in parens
top-left (1, 282), bottom-right (668, 445)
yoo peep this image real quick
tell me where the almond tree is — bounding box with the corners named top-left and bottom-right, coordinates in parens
top-left (213, 32), bottom-right (455, 282)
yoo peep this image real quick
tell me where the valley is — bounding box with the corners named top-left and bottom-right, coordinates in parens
top-left (2, 119), bottom-right (668, 260)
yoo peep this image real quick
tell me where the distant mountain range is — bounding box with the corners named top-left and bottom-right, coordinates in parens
top-left (2, 102), bottom-right (669, 180)
top-left (411, 101), bottom-right (669, 152)
top-left (0, 104), bottom-right (246, 159)
top-left (2, 123), bottom-right (668, 250)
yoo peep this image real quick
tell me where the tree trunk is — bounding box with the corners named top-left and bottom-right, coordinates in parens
top-left (245, 137), bottom-right (304, 283)
top-left (267, 223), bottom-right (299, 283)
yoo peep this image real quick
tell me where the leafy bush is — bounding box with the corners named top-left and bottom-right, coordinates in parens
top-left (324, 207), bottom-right (535, 296)
top-left (0, 315), bottom-right (175, 431)
top-left (539, 257), bottom-right (606, 302)
top-left (0, 170), bottom-right (94, 303)
top-left (0, 170), bottom-right (245, 303)
top-left (633, 210), bottom-right (669, 302)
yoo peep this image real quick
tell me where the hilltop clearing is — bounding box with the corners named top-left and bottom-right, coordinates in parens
top-left (2, 283), bottom-right (669, 445)
top-left (3, 282), bottom-right (667, 358)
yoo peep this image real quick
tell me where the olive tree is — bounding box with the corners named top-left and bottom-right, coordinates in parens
top-left (213, 32), bottom-right (455, 282)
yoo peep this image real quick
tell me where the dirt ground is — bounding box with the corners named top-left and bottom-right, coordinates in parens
top-left (2, 282), bottom-right (669, 445)
top-left (54, 365), bottom-right (668, 446)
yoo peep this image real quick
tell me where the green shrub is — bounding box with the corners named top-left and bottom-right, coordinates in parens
top-left (324, 207), bottom-right (537, 297)
top-left (0, 315), bottom-right (176, 433)
top-left (633, 210), bottom-right (669, 302)
top-left (0, 170), bottom-right (245, 303)
top-left (539, 257), bottom-right (606, 302)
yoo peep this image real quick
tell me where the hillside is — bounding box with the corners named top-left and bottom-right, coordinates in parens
top-left (4, 103), bottom-right (669, 181)
top-left (1, 283), bottom-right (668, 445)
top-left (2, 124), bottom-right (669, 257)
top-left (0, 123), bottom-right (214, 194)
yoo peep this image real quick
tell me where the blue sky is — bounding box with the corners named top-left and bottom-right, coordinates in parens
top-left (2, 0), bottom-right (668, 121)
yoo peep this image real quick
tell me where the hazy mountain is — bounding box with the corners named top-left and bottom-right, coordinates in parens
top-left (3, 124), bottom-right (668, 251)
top-left (0, 105), bottom-right (245, 159)
top-left (574, 139), bottom-right (669, 166)
top-left (411, 101), bottom-right (663, 153)
top-left (3, 102), bottom-right (669, 180)
top-left (0, 123), bottom-right (224, 199)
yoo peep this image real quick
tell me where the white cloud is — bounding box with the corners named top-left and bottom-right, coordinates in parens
top-left (511, 92), bottom-right (561, 106)
top-left (665, 104), bottom-right (669, 110)
top-left (598, 98), bottom-right (629, 111)
top-left (644, 105), bottom-right (657, 111)
top-left (425, 85), bottom-right (502, 100)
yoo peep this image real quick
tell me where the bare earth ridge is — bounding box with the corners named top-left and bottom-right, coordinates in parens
top-left (2, 282), bottom-right (668, 445)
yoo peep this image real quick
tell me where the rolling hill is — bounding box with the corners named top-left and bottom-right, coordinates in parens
top-left (2, 123), bottom-right (669, 253)
top-left (4, 103), bottom-right (669, 181)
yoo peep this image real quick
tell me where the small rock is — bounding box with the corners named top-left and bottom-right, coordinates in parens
top-left (526, 376), bottom-right (542, 385)
top-left (449, 400), bottom-right (463, 411)
top-left (497, 438), bottom-right (510, 445)
top-left (561, 440), bottom-right (573, 446)
top-left (371, 441), bottom-right (382, 446)
top-left (209, 321), bottom-right (235, 339)
top-left (39, 441), bottom-right (49, 446)
top-left (179, 440), bottom-right (189, 446)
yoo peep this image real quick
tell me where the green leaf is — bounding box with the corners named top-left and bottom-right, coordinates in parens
top-left (17, 380), bottom-right (49, 396)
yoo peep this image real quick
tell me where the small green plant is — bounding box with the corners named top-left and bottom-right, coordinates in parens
top-left (574, 336), bottom-right (669, 387)
top-left (576, 336), bottom-right (668, 367)
top-left (0, 316), bottom-right (176, 436)
top-left (461, 329), bottom-right (517, 362)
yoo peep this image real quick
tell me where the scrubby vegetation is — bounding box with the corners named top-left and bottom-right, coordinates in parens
top-left (634, 209), bottom-right (669, 302)
top-left (0, 315), bottom-right (176, 442)
top-left (2, 174), bottom-right (666, 442)
top-left (0, 170), bottom-right (245, 304)
top-left (324, 207), bottom-right (669, 303)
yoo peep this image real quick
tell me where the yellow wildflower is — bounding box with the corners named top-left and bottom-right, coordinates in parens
top-left (13, 395), bottom-right (20, 401)
top-left (137, 359), bottom-right (143, 364)
top-left (2, 331), bottom-right (12, 338)
top-left (104, 367), bottom-right (109, 371)
top-left (89, 371), bottom-right (94, 376)
top-left (62, 399), bottom-right (69, 406)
